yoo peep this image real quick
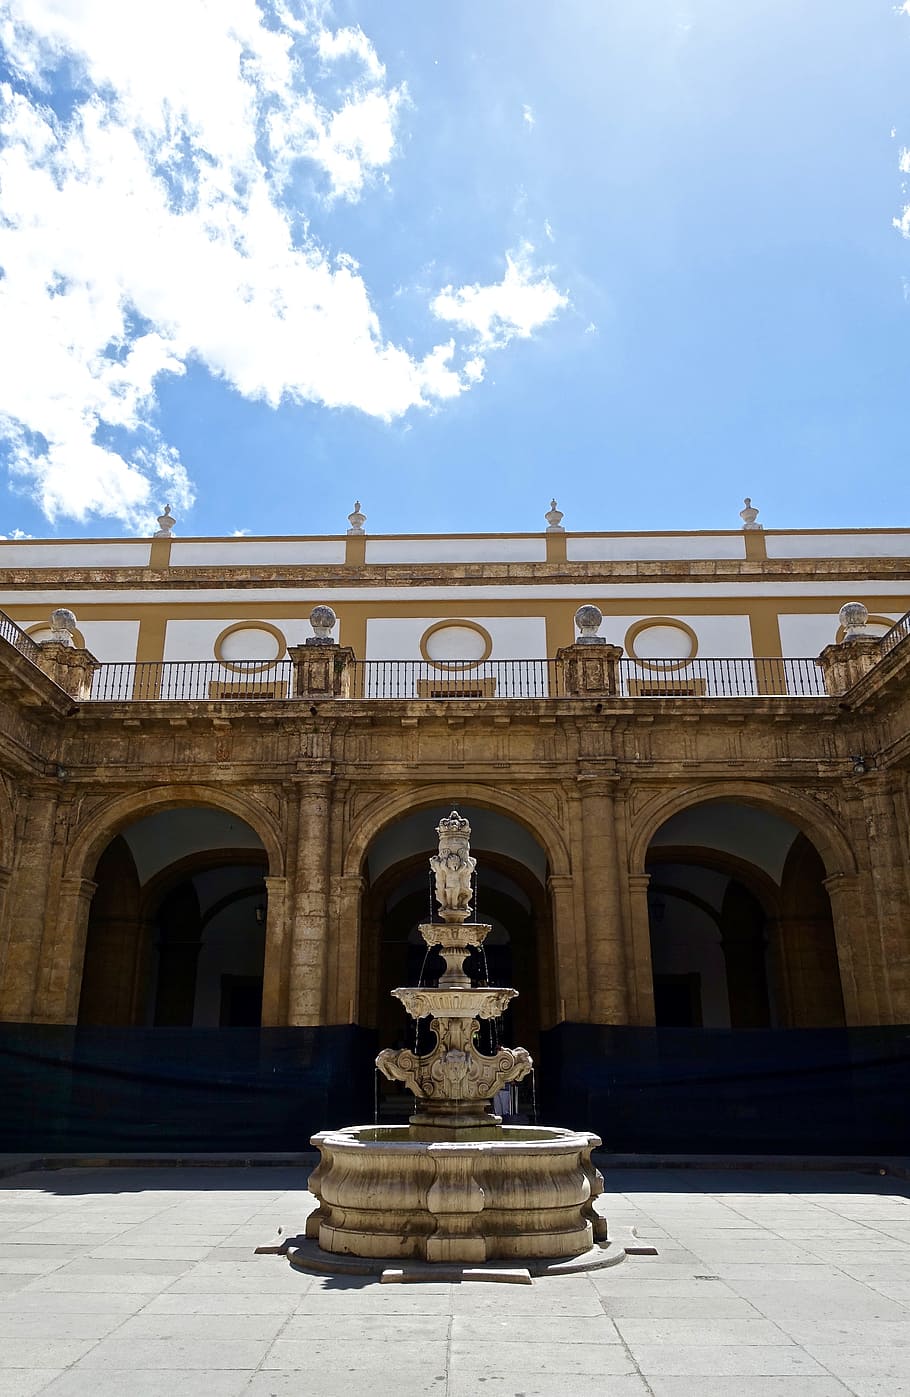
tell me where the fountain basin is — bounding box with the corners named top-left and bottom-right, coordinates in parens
top-left (392, 986), bottom-right (516, 1019)
top-left (304, 1124), bottom-right (610, 1264)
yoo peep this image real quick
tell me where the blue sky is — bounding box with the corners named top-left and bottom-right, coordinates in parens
top-left (0, 0), bottom-right (908, 539)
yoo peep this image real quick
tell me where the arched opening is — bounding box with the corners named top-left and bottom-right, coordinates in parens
top-left (78, 807), bottom-right (268, 1027)
top-left (646, 800), bottom-right (846, 1029)
top-left (358, 804), bottom-right (554, 1056)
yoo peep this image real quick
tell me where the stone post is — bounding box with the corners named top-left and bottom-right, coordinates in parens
top-left (557, 643), bottom-right (623, 697)
top-left (577, 778), bottom-right (629, 1022)
top-left (288, 777), bottom-right (332, 1025)
top-left (34, 608), bottom-right (100, 700)
top-left (288, 645), bottom-right (356, 699)
top-left (556, 604), bottom-right (622, 697)
top-left (817, 602), bottom-right (882, 696)
top-left (288, 605), bottom-right (355, 698)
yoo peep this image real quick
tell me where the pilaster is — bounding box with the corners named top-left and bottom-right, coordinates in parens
top-left (288, 777), bottom-right (333, 1024)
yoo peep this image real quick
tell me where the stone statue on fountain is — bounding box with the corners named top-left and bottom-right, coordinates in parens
top-left (430, 810), bottom-right (476, 922)
top-left (375, 808), bottom-right (531, 1128)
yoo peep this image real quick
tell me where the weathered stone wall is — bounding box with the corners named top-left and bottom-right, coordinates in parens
top-left (0, 636), bottom-right (908, 1031)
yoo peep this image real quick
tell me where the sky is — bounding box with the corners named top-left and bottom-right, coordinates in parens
top-left (0, 0), bottom-right (909, 540)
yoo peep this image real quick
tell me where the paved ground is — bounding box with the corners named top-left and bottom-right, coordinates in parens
top-left (0, 1163), bottom-right (907, 1396)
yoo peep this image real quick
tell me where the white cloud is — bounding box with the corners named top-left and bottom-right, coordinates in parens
top-left (522, 104), bottom-right (535, 129)
top-left (431, 243), bottom-right (568, 350)
top-left (900, 148), bottom-right (910, 175)
top-left (0, 2), bottom-right (567, 530)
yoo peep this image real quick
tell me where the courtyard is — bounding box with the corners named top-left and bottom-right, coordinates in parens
top-left (0, 1163), bottom-right (905, 1395)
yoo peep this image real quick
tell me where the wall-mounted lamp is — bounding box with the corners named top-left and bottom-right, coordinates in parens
top-left (255, 903), bottom-right (266, 925)
top-left (851, 755), bottom-right (867, 776)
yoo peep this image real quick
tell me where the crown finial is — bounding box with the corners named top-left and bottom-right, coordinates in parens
top-left (740, 497), bottom-right (761, 530)
top-left (545, 498), bottom-right (565, 532)
top-left (154, 504), bottom-right (176, 538)
top-left (347, 501), bottom-right (366, 535)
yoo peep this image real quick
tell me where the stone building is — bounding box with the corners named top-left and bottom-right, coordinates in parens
top-left (1, 505), bottom-right (908, 1150)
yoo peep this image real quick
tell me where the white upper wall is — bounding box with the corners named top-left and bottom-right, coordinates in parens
top-left (365, 615), bottom-right (548, 660)
top-left (567, 534), bottom-right (747, 561)
top-left (765, 533), bottom-right (910, 559)
top-left (0, 541), bottom-right (152, 566)
top-left (169, 539), bottom-right (346, 566)
top-left (365, 536), bottom-right (547, 564)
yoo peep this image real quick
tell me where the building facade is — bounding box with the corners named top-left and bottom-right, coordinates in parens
top-left (1, 514), bottom-right (909, 1149)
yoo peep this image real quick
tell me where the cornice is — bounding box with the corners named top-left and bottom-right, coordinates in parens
top-left (3, 556), bottom-right (910, 591)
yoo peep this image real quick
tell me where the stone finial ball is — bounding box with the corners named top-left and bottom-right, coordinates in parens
top-left (50, 607), bottom-right (77, 632)
top-left (310, 604), bottom-right (337, 631)
top-left (839, 601), bottom-right (869, 636)
top-left (575, 604), bottom-right (603, 633)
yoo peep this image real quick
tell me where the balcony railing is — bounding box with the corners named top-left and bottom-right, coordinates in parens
top-left (880, 609), bottom-right (910, 657)
top-left (87, 656), bottom-right (828, 702)
top-left (0, 609), bottom-right (43, 664)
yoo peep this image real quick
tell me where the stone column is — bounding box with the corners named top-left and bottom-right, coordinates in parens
top-left (288, 777), bottom-right (332, 1025)
top-left (260, 875), bottom-right (288, 1027)
top-left (546, 874), bottom-right (581, 1021)
top-left (577, 778), bottom-right (629, 1023)
top-left (858, 776), bottom-right (910, 1022)
top-left (34, 876), bottom-right (98, 1023)
top-left (822, 873), bottom-right (875, 1026)
top-left (626, 873), bottom-right (656, 1026)
top-left (0, 791), bottom-right (59, 1020)
top-left (328, 873), bottom-right (365, 1024)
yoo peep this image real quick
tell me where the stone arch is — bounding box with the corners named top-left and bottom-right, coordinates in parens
top-left (633, 784), bottom-right (851, 1030)
top-left (65, 784), bottom-right (285, 886)
top-left (629, 781), bottom-right (857, 881)
top-left (343, 783), bottom-right (571, 882)
top-left (645, 843), bottom-right (782, 920)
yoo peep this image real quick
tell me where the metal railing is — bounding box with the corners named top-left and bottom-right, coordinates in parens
top-left (87, 656), bottom-right (829, 701)
top-left (616, 657), bottom-right (826, 698)
top-left (0, 609), bottom-right (43, 664)
top-left (90, 660), bottom-right (297, 702)
top-left (351, 659), bottom-right (560, 699)
top-left (880, 610), bottom-right (910, 658)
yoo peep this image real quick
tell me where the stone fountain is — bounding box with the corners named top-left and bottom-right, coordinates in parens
top-left (291, 812), bottom-right (625, 1276)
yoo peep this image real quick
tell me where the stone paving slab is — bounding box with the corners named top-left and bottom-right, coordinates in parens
top-left (0, 1164), bottom-right (905, 1395)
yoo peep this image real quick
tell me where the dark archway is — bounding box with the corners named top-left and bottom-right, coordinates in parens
top-left (78, 807), bottom-right (268, 1027)
top-left (645, 800), bottom-right (845, 1030)
top-left (358, 805), bottom-right (554, 1056)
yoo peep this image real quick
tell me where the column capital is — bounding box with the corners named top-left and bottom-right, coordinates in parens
top-left (58, 876), bottom-right (98, 902)
top-left (627, 873), bottom-right (652, 892)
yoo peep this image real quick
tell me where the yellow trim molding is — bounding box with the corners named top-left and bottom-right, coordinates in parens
top-left (625, 617), bottom-right (698, 672)
top-left (419, 619), bottom-right (493, 670)
top-left (214, 621), bottom-right (287, 674)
